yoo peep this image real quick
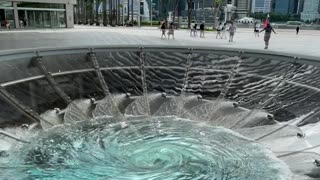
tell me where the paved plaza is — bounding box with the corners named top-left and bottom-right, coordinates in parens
top-left (0, 25), bottom-right (319, 58)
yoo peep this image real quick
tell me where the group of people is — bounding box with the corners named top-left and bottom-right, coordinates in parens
top-left (160, 19), bottom-right (279, 50)
top-left (215, 20), bottom-right (277, 49)
top-left (215, 22), bottom-right (237, 42)
top-left (1, 18), bottom-right (27, 30)
top-left (215, 22), bottom-right (227, 39)
top-left (160, 21), bottom-right (175, 39)
top-left (189, 21), bottom-right (237, 42)
top-left (190, 21), bottom-right (205, 38)
top-left (260, 23), bottom-right (277, 49)
top-left (253, 22), bottom-right (277, 49)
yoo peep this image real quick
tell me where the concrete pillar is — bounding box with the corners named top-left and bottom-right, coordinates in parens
top-left (24, 10), bottom-right (28, 27)
top-left (66, 3), bottom-right (75, 28)
top-left (232, 0), bottom-right (236, 6)
top-left (13, 2), bottom-right (19, 28)
top-left (90, 0), bottom-right (94, 25)
top-left (96, 0), bottom-right (100, 25)
top-left (82, 0), bottom-right (86, 23)
top-left (74, 4), bottom-right (78, 24)
top-left (103, 0), bottom-right (107, 26)
top-left (84, 0), bottom-right (88, 24)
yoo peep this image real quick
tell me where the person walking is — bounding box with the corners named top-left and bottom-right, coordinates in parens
top-left (259, 23), bottom-right (277, 49)
top-left (5, 19), bottom-right (10, 30)
top-left (19, 19), bottom-right (23, 28)
top-left (216, 22), bottom-right (223, 39)
top-left (296, 25), bottom-right (300, 35)
top-left (228, 22), bottom-right (236, 42)
top-left (200, 22), bottom-right (205, 38)
top-left (193, 23), bottom-right (198, 37)
top-left (222, 23), bottom-right (227, 39)
top-left (254, 22), bottom-right (259, 37)
top-left (167, 23), bottom-right (175, 39)
top-left (23, 18), bottom-right (28, 27)
top-left (190, 21), bottom-right (195, 37)
top-left (160, 21), bottom-right (166, 39)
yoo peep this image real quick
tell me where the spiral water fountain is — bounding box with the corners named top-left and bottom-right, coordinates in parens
top-left (0, 46), bottom-right (319, 180)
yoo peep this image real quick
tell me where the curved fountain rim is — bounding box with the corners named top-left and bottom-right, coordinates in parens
top-left (0, 45), bottom-right (319, 64)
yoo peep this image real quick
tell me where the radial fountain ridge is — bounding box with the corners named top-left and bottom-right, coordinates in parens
top-left (0, 46), bottom-right (320, 180)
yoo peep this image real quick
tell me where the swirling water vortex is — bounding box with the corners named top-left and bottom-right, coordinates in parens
top-left (1, 116), bottom-right (292, 180)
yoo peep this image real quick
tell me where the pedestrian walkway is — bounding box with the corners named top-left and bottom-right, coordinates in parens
top-left (0, 25), bottom-right (319, 58)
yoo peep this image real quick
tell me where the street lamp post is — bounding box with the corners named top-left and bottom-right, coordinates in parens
top-left (138, 0), bottom-right (141, 27)
top-left (122, 3), bottom-right (125, 26)
top-left (150, 0), bottom-right (153, 26)
top-left (203, 0), bottom-right (205, 22)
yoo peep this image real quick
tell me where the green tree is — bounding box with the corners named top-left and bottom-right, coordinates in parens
top-left (212, 0), bottom-right (225, 27)
top-left (76, 0), bottom-right (80, 24)
top-left (89, 0), bottom-right (94, 25)
top-left (96, 0), bottom-right (101, 25)
top-left (119, 3), bottom-right (123, 25)
top-left (131, 0), bottom-right (133, 23)
top-left (82, 0), bottom-right (87, 24)
top-left (187, 0), bottom-right (193, 28)
top-left (127, 0), bottom-right (130, 21)
top-left (161, 0), bottom-right (169, 23)
top-left (118, 0), bottom-right (121, 25)
top-left (251, 12), bottom-right (301, 22)
top-left (172, 0), bottom-right (179, 24)
top-left (109, 0), bottom-right (112, 26)
top-left (103, 0), bottom-right (107, 26)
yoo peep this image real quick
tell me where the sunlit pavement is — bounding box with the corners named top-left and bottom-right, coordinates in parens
top-left (0, 25), bottom-right (319, 58)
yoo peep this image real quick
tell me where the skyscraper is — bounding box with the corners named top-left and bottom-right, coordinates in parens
top-left (297, 0), bottom-right (305, 14)
top-left (234, 0), bottom-right (251, 18)
top-left (274, 0), bottom-right (297, 14)
top-left (252, 0), bottom-right (272, 13)
top-left (301, 0), bottom-right (320, 21)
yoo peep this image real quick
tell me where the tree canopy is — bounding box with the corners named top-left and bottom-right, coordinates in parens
top-left (250, 13), bottom-right (301, 22)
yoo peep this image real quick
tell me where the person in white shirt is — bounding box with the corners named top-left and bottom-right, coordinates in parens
top-left (190, 21), bottom-right (195, 37)
top-left (216, 22), bottom-right (223, 39)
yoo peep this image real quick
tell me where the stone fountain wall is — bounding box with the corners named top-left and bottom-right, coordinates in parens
top-left (0, 47), bottom-right (319, 127)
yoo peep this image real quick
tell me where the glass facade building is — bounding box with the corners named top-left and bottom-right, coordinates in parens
top-left (301, 0), bottom-right (320, 21)
top-left (274, 0), bottom-right (297, 14)
top-left (0, 1), bottom-right (14, 28)
top-left (0, 0), bottom-right (75, 29)
top-left (252, 0), bottom-right (272, 13)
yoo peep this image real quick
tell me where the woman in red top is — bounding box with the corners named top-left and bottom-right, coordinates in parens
top-left (5, 20), bottom-right (10, 30)
top-left (260, 23), bottom-right (277, 49)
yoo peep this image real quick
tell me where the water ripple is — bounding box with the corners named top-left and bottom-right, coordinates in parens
top-left (2, 117), bottom-right (292, 180)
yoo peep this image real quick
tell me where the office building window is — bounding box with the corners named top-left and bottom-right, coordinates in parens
top-left (0, 1), bottom-right (12, 8)
top-left (17, 2), bottom-right (65, 9)
top-left (16, 2), bottom-right (66, 28)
